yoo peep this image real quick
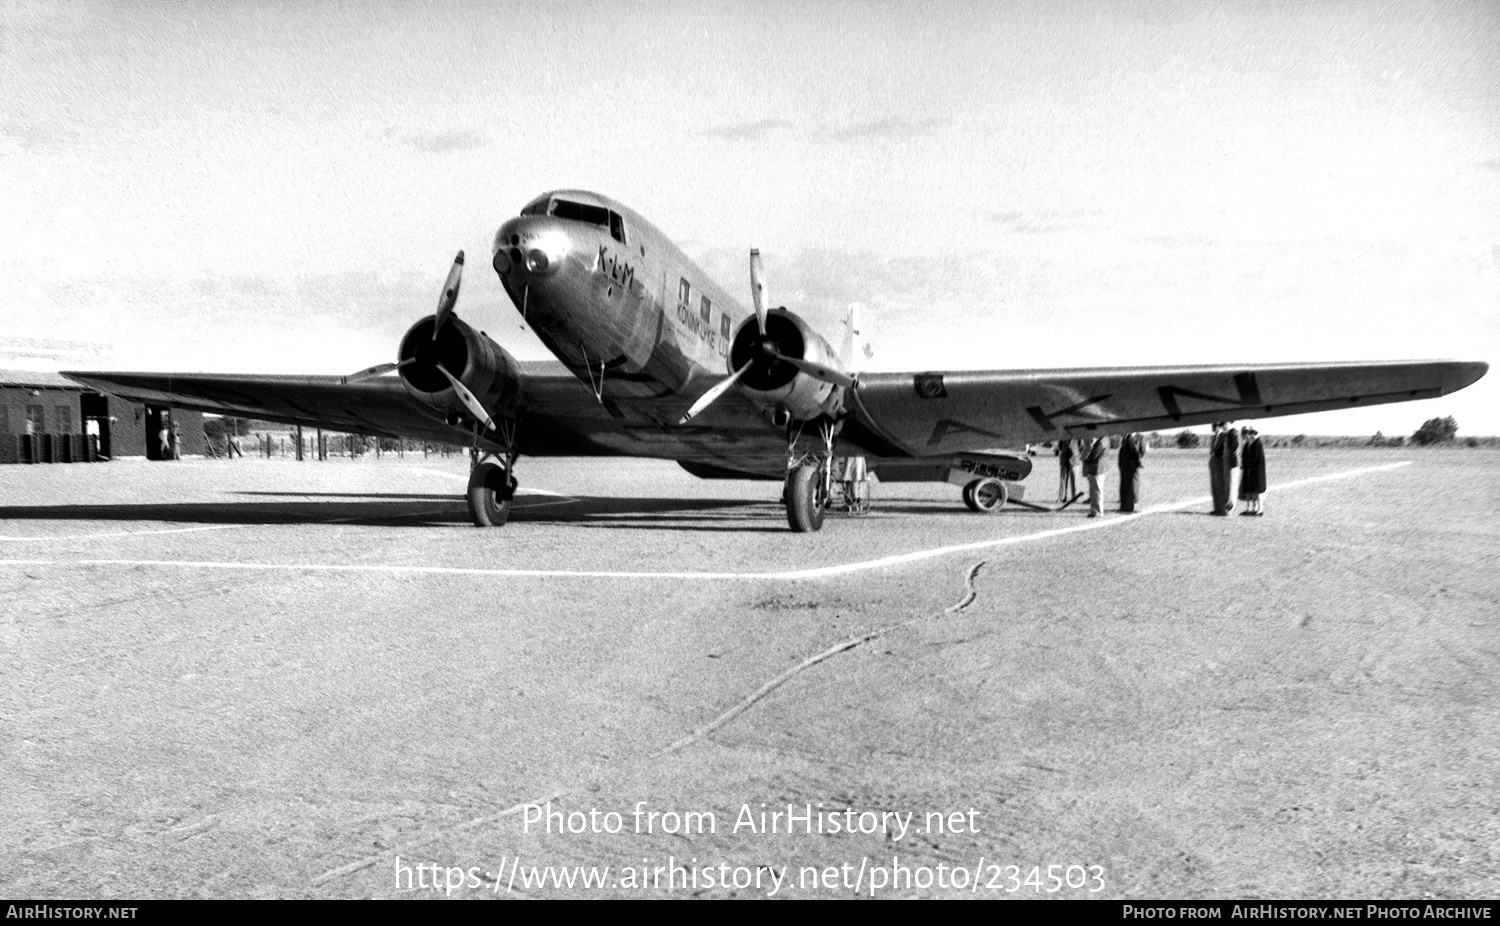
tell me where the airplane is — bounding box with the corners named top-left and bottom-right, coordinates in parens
top-left (65, 190), bottom-right (1488, 532)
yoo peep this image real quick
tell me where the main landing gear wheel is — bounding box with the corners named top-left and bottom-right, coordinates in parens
top-left (963, 477), bottom-right (1008, 514)
top-left (467, 460), bottom-right (517, 527)
top-left (785, 462), bottom-right (828, 533)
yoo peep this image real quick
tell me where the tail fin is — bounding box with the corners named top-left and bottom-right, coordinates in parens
top-left (841, 302), bottom-right (874, 373)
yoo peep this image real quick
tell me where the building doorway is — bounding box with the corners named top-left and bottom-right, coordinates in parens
top-left (145, 404), bottom-right (172, 461)
top-left (80, 392), bottom-right (111, 460)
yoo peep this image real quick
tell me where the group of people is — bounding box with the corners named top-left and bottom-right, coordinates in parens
top-left (1208, 421), bottom-right (1266, 516)
top-left (156, 417), bottom-right (182, 461)
top-left (1055, 424), bottom-right (1266, 517)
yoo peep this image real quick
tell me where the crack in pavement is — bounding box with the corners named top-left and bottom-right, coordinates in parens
top-left (309, 561), bottom-right (991, 889)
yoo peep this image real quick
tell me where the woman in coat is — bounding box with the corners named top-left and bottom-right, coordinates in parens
top-left (1238, 426), bottom-right (1266, 516)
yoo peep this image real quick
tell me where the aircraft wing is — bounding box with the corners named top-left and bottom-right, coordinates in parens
top-left (60, 363), bottom-right (793, 468)
top-left (62, 358), bottom-right (1487, 468)
top-left (842, 360), bottom-right (1488, 455)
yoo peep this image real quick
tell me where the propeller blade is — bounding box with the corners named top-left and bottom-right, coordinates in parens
top-left (432, 250), bottom-right (465, 341)
top-left (749, 248), bottom-right (767, 336)
top-left (768, 351), bottom-right (858, 390)
top-left (340, 358), bottom-right (412, 385)
top-left (678, 361), bottom-right (754, 425)
top-left (436, 363), bottom-right (495, 430)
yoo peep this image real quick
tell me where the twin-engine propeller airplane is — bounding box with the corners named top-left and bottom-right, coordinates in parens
top-left (66, 190), bottom-right (1488, 532)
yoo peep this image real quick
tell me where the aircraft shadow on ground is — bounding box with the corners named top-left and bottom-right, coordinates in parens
top-left (0, 494), bottom-right (779, 530)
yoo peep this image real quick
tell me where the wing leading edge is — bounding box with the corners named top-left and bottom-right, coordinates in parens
top-left (845, 360), bottom-right (1488, 455)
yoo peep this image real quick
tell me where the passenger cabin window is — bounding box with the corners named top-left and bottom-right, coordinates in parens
top-left (679, 278), bottom-right (691, 307)
top-left (720, 314), bottom-right (731, 339)
top-left (700, 295), bottom-right (712, 323)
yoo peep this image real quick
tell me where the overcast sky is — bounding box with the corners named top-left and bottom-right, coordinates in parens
top-left (3, 0), bottom-right (1497, 435)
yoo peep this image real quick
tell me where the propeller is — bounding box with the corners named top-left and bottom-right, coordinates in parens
top-left (763, 353), bottom-right (857, 390)
top-left (678, 360), bottom-right (753, 425)
top-left (343, 251), bottom-right (467, 385)
top-left (436, 363), bottom-right (495, 431)
top-left (432, 251), bottom-right (464, 341)
top-left (749, 248), bottom-right (768, 336)
top-left (341, 358), bottom-right (413, 385)
top-left (676, 249), bottom-right (856, 425)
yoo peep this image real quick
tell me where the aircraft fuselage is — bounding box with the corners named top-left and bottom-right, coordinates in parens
top-left (492, 191), bottom-right (747, 405)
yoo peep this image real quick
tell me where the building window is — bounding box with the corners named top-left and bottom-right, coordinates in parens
top-left (54, 406), bottom-right (72, 433)
top-left (26, 405), bottom-right (44, 434)
top-left (720, 314), bottom-right (731, 339)
top-left (679, 278), bottom-right (691, 307)
top-left (700, 295), bottom-right (712, 323)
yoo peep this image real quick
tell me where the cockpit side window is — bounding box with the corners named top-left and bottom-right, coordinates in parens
top-left (550, 199), bottom-right (611, 227)
top-left (520, 196), bottom-right (550, 217)
top-left (608, 211), bottom-right (627, 245)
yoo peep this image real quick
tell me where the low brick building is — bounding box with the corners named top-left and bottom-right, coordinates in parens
top-left (0, 370), bottom-right (204, 463)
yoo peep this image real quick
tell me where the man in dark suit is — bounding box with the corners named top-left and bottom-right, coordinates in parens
top-left (1118, 431), bottom-right (1147, 512)
top-left (1209, 422), bottom-right (1240, 515)
top-left (1057, 438), bottom-right (1079, 503)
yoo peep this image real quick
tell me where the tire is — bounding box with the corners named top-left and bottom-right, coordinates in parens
top-left (964, 477), bottom-right (1007, 513)
top-left (467, 461), bottom-right (515, 528)
top-left (785, 462), bottom-right (827, 532)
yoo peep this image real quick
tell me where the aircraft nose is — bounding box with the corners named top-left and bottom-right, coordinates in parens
top-left (492, 218), bottom-right (567, 278)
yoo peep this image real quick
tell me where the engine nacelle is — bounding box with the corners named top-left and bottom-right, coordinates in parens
top-left (728, 309), bottom-right (845, 421)
top-left (396, 315), bottom-right (519, 422)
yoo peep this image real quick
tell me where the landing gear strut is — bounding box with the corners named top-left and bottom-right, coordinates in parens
top-left (467, 452), bottom-right (518, 527)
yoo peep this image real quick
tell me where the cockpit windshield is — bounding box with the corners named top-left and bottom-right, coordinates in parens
top-left (528, 197), bottom-right (628, 245)
top-left (550, 199), bottom-right (611, 227)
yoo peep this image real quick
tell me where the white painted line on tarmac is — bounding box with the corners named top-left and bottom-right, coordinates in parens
top-left (0, 462), bottom-right (1412, 580)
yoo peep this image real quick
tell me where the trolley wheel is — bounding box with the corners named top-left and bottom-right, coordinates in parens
top-left (964, 477), bottom-right (1007, 513)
